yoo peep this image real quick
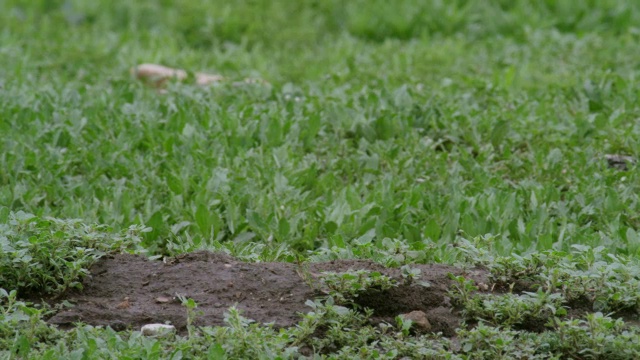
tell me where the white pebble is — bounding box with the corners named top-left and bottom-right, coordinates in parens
top-left (141, 324), bottom-right (176, 337)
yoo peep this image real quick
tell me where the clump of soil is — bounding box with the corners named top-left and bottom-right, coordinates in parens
top-left (48, 251), bottom-right (488, 335)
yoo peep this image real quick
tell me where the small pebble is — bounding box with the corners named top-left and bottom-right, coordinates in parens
top-left (141, 324), bottom-right (176, 337)
top-left (400, 310), bottom-right (432, 332)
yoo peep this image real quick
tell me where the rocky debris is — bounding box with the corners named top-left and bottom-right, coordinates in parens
top-left (130, 63), bottom-right (224, 88)
top-left (130, 63), bottom-right (269, 90)
top-left (400, 310), bottom-right (432, 333)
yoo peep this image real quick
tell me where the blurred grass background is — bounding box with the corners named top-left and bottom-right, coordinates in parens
top-left (1, 0), bottom-right (640, 260)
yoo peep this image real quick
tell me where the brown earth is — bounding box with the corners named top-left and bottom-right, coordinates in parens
top-left (47, 251), bottom-right (640, 335)
top-left (48, 251), bottom-right (490, 335)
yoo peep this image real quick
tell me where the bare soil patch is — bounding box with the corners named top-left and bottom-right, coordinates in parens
top-left (46, 251), bottom-right (640, 335)
top-left (48, 251), bottom-right (488, 335)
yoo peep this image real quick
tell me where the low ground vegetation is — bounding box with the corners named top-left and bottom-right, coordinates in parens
top-left (2, 0), bottom-right (640, 358)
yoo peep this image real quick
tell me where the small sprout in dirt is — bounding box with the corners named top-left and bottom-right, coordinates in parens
top-left (395, 315), bottom-right (413, 337)
top-left (294, 260), bottom-right (318, 291)
top-left (223, 306), bottom-right (256, 329)
top-left (400, 265), bottom-right (431, 288)
top-left (319, 270), bottom-right (397, 304)
top-left (448, 274), bottom-right (479, 307)
top-left (177, 295), bottom-right (202, 338)
top-left (400, 265), bottom-right (420, 285)
top-left (452, 234), bottom-right (497, 267)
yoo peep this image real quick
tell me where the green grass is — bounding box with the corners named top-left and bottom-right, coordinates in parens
top-left (3, 0), bottom-right (640, 258)
top-left (3, 0), bottom-right (640, 259)
top-left (2, 0), bottom-right (640, 358)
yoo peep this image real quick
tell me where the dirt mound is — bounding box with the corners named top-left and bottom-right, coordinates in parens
top-left (48, 251), bottom-right (488, 335)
